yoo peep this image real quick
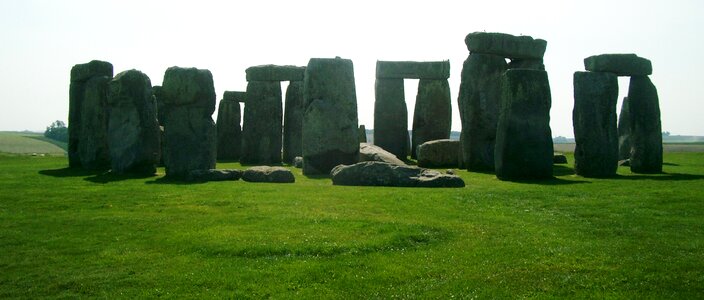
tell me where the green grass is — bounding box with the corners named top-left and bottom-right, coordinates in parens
top-left (1, 153), bottom-right (703, 298)
top-left (0, 132), bottom-right (66, 155)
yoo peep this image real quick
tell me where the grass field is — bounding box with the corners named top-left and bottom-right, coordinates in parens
top-left (1, 152), bottom-right (703, 298)
top-left (0, 131), bottom-right (67, 155)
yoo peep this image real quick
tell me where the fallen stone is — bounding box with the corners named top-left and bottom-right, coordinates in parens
top-left (330, 161), bottom-right (465, 188)
top-left (417, 139), bottom-right (459, 168)
top-left (495, 69), bottom-right (554, 180)
top-left (241, 81), bottom-right (283, 165)
top-left (584, 54), bottom-right (652, 76)
top-left (302, 57), bottom-right (359, 175)
top-left (375, 60), bottom-right (450, 79)
top-left (359, 143), bottom-right (406, 166)
top-left (373, 78), bottom-right (409, 159)
top-left (457, 53), bottom-right (507, 171)
top-left (216, 96), bottom-right (242, 161)
top-left (465, 32), bottom-right (547, 59)
top-left (628, 76), bottom-right (662, 173)
top-left (242, 166), bottom-right (295, 183)
top-left (553, 153), bottom-right (568, 164)
top-left (411, 79), bottom-right (452, 159)
top-left (77, 75), bottom-right (111, 170)
top-left (572, 71), bottom-right (619, 177)
top-left (283, 81), bottom-right (304, 164)
top-left (106, 69), bottom-right (161, 175)
top-left (245, 65), bottom-right (305, 82)
top-left (618, 97), bottom-right (632, 160)
top-left (187, 169), bottom-right (242, 182)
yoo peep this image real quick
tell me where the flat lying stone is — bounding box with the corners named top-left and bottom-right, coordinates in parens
top-left (359, 143), bottom-right (406, 166)
top-left (584, 54), bottom-right (652, 76)
top-left (242, 166), bottom-right (295, 183)
top-left (245, 65), bottom-right (305, 82)
top-left (376, 61), bottom-right (450, 79)
top-left (417, 139), bottom-right (459, 168)
top-left (187, 169), bottom-right (242, 182)
top-left (331, 161), bottom-right (465, 188)
top-left (223, 91), bottom-right (246, 103)
top-left (465, 32), bottom-right (547, 59)
top-left (553, 153), bottom-right (568, 164)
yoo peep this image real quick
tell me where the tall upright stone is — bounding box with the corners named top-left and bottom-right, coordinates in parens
top-left (160, 67), bottom-right (217, 178)
top-left (618, 97), bottom-right (632, 160)
top-left (106, 70), bottom-right (160, 174)
top-left (457, 54), bottom-right (508, 171)
top-left (216, 92), bottom-right (242, 161)
top-left (495, 69), bottom-right (553, 180)
top-left (68, 60), bottom-right (113, 169)
top-left (302, 57), bottom-right (359, 175)
top-left (241, 81), bottom-right (282, 165)
top-left (283, 81), bottom-right (304, 164)
top-left (374, 78), bottom-right (408, 159)
top-left (572, 71), bottom-right (619, 177)
top-left (411, 79), bottom-right (451, 158)
top-left (628, 76), bottom-right (662, 173)
top-left (358, 125), bottom-right (367, 143)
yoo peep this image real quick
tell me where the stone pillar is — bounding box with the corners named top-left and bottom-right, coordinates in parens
top-left (495, 69), bottom-right (553, 180)
top-left (628, 76), bottom-right (662, 173)
top-left (457, 53), bottom-right (507, 171)
top-left (572, 71), bottom-right (619, 177)
top-left (68, 60), bottom-right (113, 169)
top-left (358, 125), bottom-right (367, 143)
top-left (302, 57), bottom-right (359, 175)
top-left (241, 81), bottom-right (282, 165)
top-left (374, 78), bottom-right (408, 159)
top-left (216, 92), bottom-right (243, 161)
top-left (160, 67), bottom-right (217, 178)
top-left (283, 81), bottom-right (304, 164)
top-left (411, 79), bottom-right (451, 158)
top-left (106, 69), bottom-right (160, 174)
top-left (618, 97), bottom-right (632, 161)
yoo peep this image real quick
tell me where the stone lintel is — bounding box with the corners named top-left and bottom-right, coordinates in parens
top-left (223, 91), bottom-right (246, 103)
top-left (584, 54), bottom-right (652, 76)
top-left (245, 65), bottom-right (306, 82)
top-left (465, 32), bottom-right (547, 59)
top-left (376, 60), bottom-right (450, 79)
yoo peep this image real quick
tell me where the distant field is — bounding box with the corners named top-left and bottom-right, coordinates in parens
top-left (0, 132), bottom-right (66, 155)
top-left (554, 143), bottom-right (704, 153)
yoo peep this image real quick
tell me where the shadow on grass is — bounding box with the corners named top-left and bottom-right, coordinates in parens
top-left (39, 167), bottom-right (103, 178)
top-left (613, 172), bottom-right (704, 181)
top-left (663, 162), bottom-right (680, 166)
top-left (25, 136), bottom-right (68, 152)
top-left (145, 176), bottom-right (206, 185)
top-left (553, 165), bottom-right (576, 176)
top-left (84, 172), bottom-right (157, 184)
top-left (303, 174), bottom-right (332, 181)
top-left (501, 176), bottom-right (589, 186)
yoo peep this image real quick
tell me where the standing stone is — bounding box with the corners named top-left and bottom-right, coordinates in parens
top-left (572, 71), bottom-right (619, 177)
top-left (241, 81), bottom-right (282, 165)
top-left (411, 79), bottom-right (451, 158)
top-left (457, 54), bottom-right (508, 171)
top-left (618, 97), bottom-right (632, 160)
top-left (283, 81), bottom-right (304, 164)
top-left (358, 125), bottom-right (367, 143)
top-left (417, 139), bottom-right (460, 168)
top-left (106, 70), bottom-right (160, 174)
top-left (68, 60), bottom-right (113, 169)
top-left (374, 78), bottom-right (408, 159)
top-left (302, 57), bottom-right (359, 175)
top-left (495, 69), bottom-right (553, 180)
top-left (628, 76), bottom-right (662, 173)
top-left (216, 96), bottom-right (242, 161)
top-left (160, 67), bottom-right (217, 178)
top-left (153, 86), bottom-right (164, 125)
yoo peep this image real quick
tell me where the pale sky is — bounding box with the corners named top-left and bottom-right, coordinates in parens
top-left (1, 0), bottom-right (702, 137)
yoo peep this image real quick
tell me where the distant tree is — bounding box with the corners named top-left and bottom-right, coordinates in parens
top-left (44, 120), bottom-right (68, 142)
top-left (662, 131), bottom-right (671, 137)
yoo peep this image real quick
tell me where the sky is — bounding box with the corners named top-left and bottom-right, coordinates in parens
top-left (1, 0), bottom-right (703, 137)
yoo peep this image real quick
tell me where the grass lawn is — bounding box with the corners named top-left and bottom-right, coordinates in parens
top-left (1, 152), bottom-right (703, 298)
top-left (0, 132), bottom-right (67, 155)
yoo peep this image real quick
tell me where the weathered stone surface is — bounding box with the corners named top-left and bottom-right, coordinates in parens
top-left (106, 70), bottom-right (160, 175)
top-left (618, 97), bottom-right (632, 160)
top-left (628, 76), bottom-right (662, 173)
top-left (241, 81), bottom-right (282, 165)
top-left (187, 169), bottom-right (242, 182)
top-left (216, 97), bottom-right (242, 161)
top-left (584, 54), bottom-right (652, 76)
top-left (242, 166), bottom-right (295, 183)
top-left (358, 125), bottom-right (367, 143)
top-left (152, 86), bottom-right (165, 125)
top-left (411, 79), bottom-right (451, 159)
top-left (293, 156), bottom-right (304, 168)
top-left (376, 60), bottom-right (450, 79)
top-left (495, 69), bottom-right (554, 180)
top-left (69, 60), bottom-right (113, 169)
top-left (508, 58), bottom-right (545, 70)
top-left (245, 65), bottom-right (305, 82)
top-left (417, 139), bottom-right (459, 168)
top-left (374, 78), bottom-right (409, 159)
top-left (330, 161), bottom-right (465, 188)
top-left (553, 153), bottom-right (568, 164)
top-left (457, 54), bottom-right (507, 171)
top-left (572, 71), bottom-right (619, 177)
top-left (359, 143), bottom-right (406, 166)
top-left (465, 32), bottom-right (547, 59)
top-left (77, 76), bottom-right (111, 170)
top-left (302, 57), bottom-right (359, 175)
top-left (160, 67), bottom-right (217, 178)
top-left (223, 91), bottom-right (246, 103)
top-left (283, 81), bottom-right (304, 164)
